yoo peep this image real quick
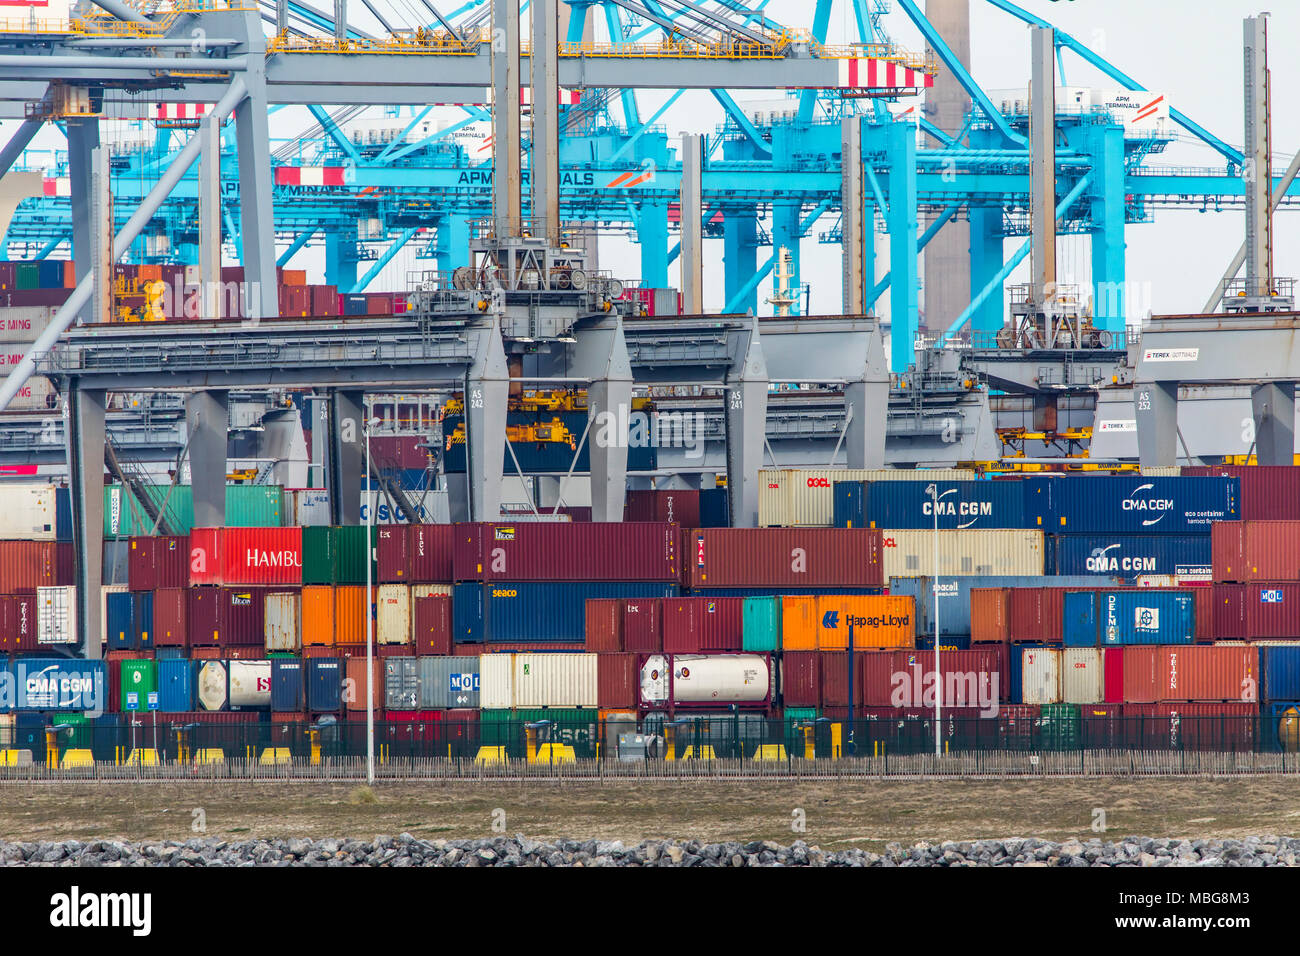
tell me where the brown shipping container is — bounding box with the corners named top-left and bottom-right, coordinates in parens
top-left (301, 586), bottom-right (336, 646)
top-left (685, 528), bottom-right (883, 589)
top-left (597, 653), bottom-right (637, 709)
top-left (624, 489), bottom-right (700, 526)
top-left (128, 536), bottom-right (189, 591)
top-left (820, 652), bottom-right (854, 707)
top-left (584, 599), bottom-right (623, 652)
top-left (0, 540), bottom-right (57, 592)
top-left (378, 524), bottom-right (454, 583)
top-left (1126, 701), bottom-right (1258, 751)
top-left (153, 588), bottom-right (187, 646)
top-left (1211, 584), bottom-right (1248, 640)
top-left (2, 594), bottom-right (36, 651)
top-left (1119, 645), bottom-right (1254, 703)
top-left (1244, 582), bottom-right (1300, 640)
top-left (662, 598), bottom-right (701, 653)
top-left (220, 587), bottom-right (266, 646)
top-left (345, 655), bottom-right (383, 712)
top-left (187, 586), bottom-right (222, 646)
top-left (1213, 521), bottom-right (1300, 583)
top-left (55, 542), bottom-right (74, 586)
top-left (782, 651), bottom-right (821, 707)
top-left (1184, 465), bottom-right (1300, 521)
top-left (621, 597), bottom-right (662, 653)
top-left (969, 588), bottom-right (1011, 643)
top-left (1121, 646), bottom-right (1162, 703)
top-left (0, 596), bottom-right (16, 651)
top-left (1009, 587), bottom-right (1075, 645)
top-left (1193, 585), bottom-right (1214, 643)
top-left (453, 522), bottom-right (679, 582)
top-left (413, 594), bottom-right (452, 655)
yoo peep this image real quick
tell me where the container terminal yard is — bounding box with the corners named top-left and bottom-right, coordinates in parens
top-left (0, 0), bottom-right (1293, 902)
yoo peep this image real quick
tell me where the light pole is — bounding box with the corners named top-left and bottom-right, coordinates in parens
top-left (364, 415), bottom-right (379, 785)
top-left (926, 484), bottom-right (956, 758)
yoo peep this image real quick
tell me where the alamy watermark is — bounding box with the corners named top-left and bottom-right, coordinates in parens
top-left (592, 404), bottom-right (708, 460)
top-left (889, 667), bottom-right (1001, 719)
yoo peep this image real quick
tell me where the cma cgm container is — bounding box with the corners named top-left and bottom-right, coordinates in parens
top-left (879, 530), bottom-right (1043, 579)
top-left (890, 574), bottom-right (1112, 640)
top-left (453, 522), bottom-right (679, 582)
top-left (686, 528), bottom-right (883, 589)
top-left (9, 658), bottom-right (106, 712)
top-left (1212, 521), bottom-right (1300, 582)
top-left (189, 527), bottom-right (303, 586)
top-left (779, 594), bottom-right (914, 650)
top-left (377, 524), bottom-right (454, 583)
top-left (1041, 475), bottom-right (1239, 534)
top-left (453, 582), bottom-right (678, 643)
top-left (758, 468), bottom-right (976, 527)
top-left (1183, 465), bottom-right (1300, 520)
top-left (638, 653), bottom-right (772, 710)
top-left (1049, 534), bottom-right (1212, 579)
top-left (861, 480), bottom-right (1040, 530)
top-left (1062, 590), bottom-right (1195, 646)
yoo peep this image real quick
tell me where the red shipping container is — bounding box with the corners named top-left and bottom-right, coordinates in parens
top-left (382, 710), bottom-right (443, 744)
top-left (0, 540), bottom-right (58, 592)
top-left (469, 642), bottom-right (583, 653)
top-left (218, 586), bottom-right (266, 646)
top-left (998, 703), bottom-right (1040, 748)
top-left (969, 588), bottom-right (1010, 643)
top-left (662, 598), bottom-right (701, 653)
top-left (128, 536), bottom-right (188, 591)
top-left (223, 646), bottom-right (266, 660)
top-left (6, 594), bottom-right (37, 651)
top-left (187, 587), bottom-right (223, 646)
top-left (870, 647), bottom-right (1008, 708)
top-left (624, 489), bottom-right (701, 527)
top-left (153, 588), bottom-right (187, 647)
top-left (1194, 586), bottom-right (1214, 643)
top-left (1211, 583), bottom-right (1247, 639)
top-left (377, 644), bottom-right (410, 659)
top-left (781, 651), bottom-right (821, 707)
top-left (698, 597), bottom-right (742, 651)
top-left (334, 642), bottom-right (368, 659)
top-left (1080, 703), bottom-right (1126, 748)
top-left (1212, 521), bottom-right (1300, 583)
top-left (0, 596), bottom-right (18, 651)
top-left (189, 646), bottom-right (223, 659)
top-left (1120, 646), bottom-right (1251, 703)
top-left (621, 597), bottom-right (662, 653)
top-left (1010, 587), bottom-right (1076, 644)
top-left (452, 522), bottom-right (679, 583)
top-left (378, 524), bottom-right (453, 584)
top-left (820, 652), bottom-right (854, 707)
top-left (685, 528), bottom-right (883, 589)
top-left (597, 653), bottom-right (637, 709)
top-left (1103, 647), bottom-right (1124, 703)
top-left (1126, 701), bottom-right (1258, 751)
top-left (1244, 582), bottom-right (1300, 639)
top-left (1184, 465), bottom-right (1300, 521)
top-left (55, 543), bottom-right (74, 586)
top-left (345, 655), bottom-right (383, 712)
top-left (412, 594), bottom-right (452, 656)
top-left (189, 527), bottom-right (303, 586)
top-left (584, 599), bottom-right (623, 652)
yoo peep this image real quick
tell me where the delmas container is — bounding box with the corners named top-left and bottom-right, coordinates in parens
top-left (1062, 590), bottom-right (1195, 646)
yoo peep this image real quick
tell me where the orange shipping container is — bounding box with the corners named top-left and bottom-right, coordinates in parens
top-left (301, 586), bottom-right (335, 646)
top-left (281, 269), bottom-right (307, 286)
top-left (334, 585), bottom-right (370, 645)
top-left (970, 588), bottom-right (1011, 643)
top-left (780, 594), bottom-right (914, 650)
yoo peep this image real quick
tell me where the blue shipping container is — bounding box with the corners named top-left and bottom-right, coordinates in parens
top-left (1267, 700), bottom-right (1300, 751)
top-left (453, 582), bottom-right (679, 643)
top-left (889, 575), bottom-right (1119, 638)
top-left (157, 659), bottom-right (196, 712)
top-left (106, 592), bottom-right (134, 651)
top-left (11, 712), bottom-right (45, 754)
top-left (699, 488), bottom-right (729, 528)
top-left (1086, 590), bottom-right (1195, 645)
top-left (832, 481), bottom-right (866, 528)
top-left (10, 658), bottom-right (107, 712)
top-left (306, 658), bottom-right (342, 712)
top-left (864, 480), bottom-right (1037, 530)
top-left (271, 659), bottom-right (305, 712)
top-left (1040, 476), bottom-right (1239, 534)
top-left (1260, 646), bottom-right (1300, 703)
top-left (134, 591), bottom-right (154, 651)
top-left (55, 487), bottom-right (72, 542)
top-left (1048, 534), bottom-right (1212, 579)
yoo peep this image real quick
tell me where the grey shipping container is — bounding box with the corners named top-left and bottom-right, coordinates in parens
top-left (384, 657), bottom-right (420, 710)
top-left (889, 574), bottom-right (1123, 638)
top-left (418, 656), bottom-right (480, 709)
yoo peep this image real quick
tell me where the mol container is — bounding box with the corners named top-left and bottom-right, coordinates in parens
top-left (861, 480), bottom-right (1040, 530)
top-left (879, 530), bottom-right (1044, 580)
top-left (189, 527), bottom-right (303, 586)
top-left (452, 582), bottom-right (678, 643)
top-left (418, 656), bottom-right (479, 709)
top-left (638, 653), bottom-right (772, 710)
top-left (758, 468), bottom-right (975, 527)
top-left (0, 482), bottom-right (58, 539)
top-left (1049, 534), bottom-right (1212, 579)
top-left (685, 528), bottom-right (884, 589)
top-left (1209, 583), bottom-right (1300, 640)
top-left (778, 594), bottom-right (914, 650)
top-left (1063, 590), bottom-right (1195, 646)
top-left (1042, 475), bottom-right (1239, 534)
top-left (1061, 647), bottom-right (1103, 704)
top-left (452, 522), bottom-right (679, 582)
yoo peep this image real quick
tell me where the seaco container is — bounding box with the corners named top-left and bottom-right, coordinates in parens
top-left (453, 522), bottom-right (679, 583)
top-left (1040, 475), bottom-right (1239, 534)
top-left (685, 528), bottom-right (883, 589)
top-left (879, 530), bottom-right (1043, 580)
top-left (1062, 590), bottom-right (1195, 646)
top-left (862, 480), bottom-right (1039, 531)
top-left (1049, 534), bottom-right (1212, 579)
top-left (1183, 465), bottom-right (1300, 521)
top-left (189, 527), bottom-right (303, 586)
top-left (758, 468), bottom-right (976, 528)
top-left (1212, 521), bottom-right (1300, 583)
top-left (453, 582), bottom-right (677, 644)
top-left (378, 524), bottom-right (454, 583)
top-left (779, 594), bottom-right (914, 650)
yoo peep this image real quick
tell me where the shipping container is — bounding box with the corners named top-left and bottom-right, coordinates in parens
top-left (758, 468), bottom-right (976, 527)
top-left (1126, 701), bottom-right (1258, 751)
top-left (127, 535), bottom-right (188, 590)
top-left (624, 489), bottom-right (700, 526)
top-left (1212, 521), bottom-right (1300, 583)
top-left (219, 587), bottom-right (265, 646)
top-left (831, 480), bottom-right (866, 528)
top-left (512, 653), bottom-right (597, 708)
top-left (301, 585), bottom-right (335, 646)
top-left (412, 594), bottom-right (452, 655)
top-left (638, 654), bottom-right (772, 710)
top-left (597, 653), bottom-right (637, 709)
top-left (479, 654), bottom-right (513, 709)
top-left (780, 651), bottom-right (821, 707)
top-left (741, 596), bottom-right (781, 652)
top-left (969, 588), bottom-right (1010, 643)
top-left (270, 658), bottom-right (305, 712)
top-left (417, 656), bottom-right (479, 709)
top-left (264, 591), bottom-right (301, 652)
top-left (186, 587), bottom-right (221, 647)
top-left (1183, 465), bottom-right (1300, 521)
top-left (1019, 646), bottom-right (1061, 705)
top-left (453, 582), bottom-right (677, 643)
top-left (334, 586), bottom-right (370, 646)
top-left (306, 658), bottom-right (342, 712)
top-left (7, 658), bottom-right (106, 712)
top-left (0, 482), bottom-right (58, 539)
top-left (158, 658), bottom-right (197, 712)
top-left (1123, 645), bottom-right (1257, 703)
top-left (1061, 647), bottom-right (1103, 704)
top-left (0, 594), bottom-right (35, 652)
top-left (118, 659), bottom-right (157, 712)
top-left (300, 525), bottom-right (375, 585)
top-left (0, 540), bottom-right (59, 591)
top-left (35, 585), bottom-right (75, 645)
top-left (662, 597), bottom-right (743, 653)
top-left (103, 484), bottom-right (284, 536)
top-left (189, 527), bottom-right (303, 586)
top-left (383, 657), bottom-right (420, 710)
top-left (343, 655), bottom-right (383, 712)
top-left (891, 574), bottom-right (1117, 640)
top-left (453, 522), bottom-right (679, 582)
top-left (858, 647), bottom-right (1007, 708)
top-left (686, 528), bottom-right (883, 589)
top-left (153, 588), bottom-right (186, 647)
top-left (1260, 644), bottom-right (1300, 702)
top-left (1049, 533), bottom-right (1212, 579)
top-left (1041, 475), bottom-right (1239, 534)
top-left (779, 594), bottom-right (914, 650)
top-left (376, 584), bottom-right (411, 645)
top-left (377, 523), bottom-right (454, 583)
top-left (583, 598), bottom-right (623, 652)
top-left (1063, 590), bottom-right (1196, 646)
top-left (861, 479), bottom-right (1041, 531)
top-left (879, 530), bottom-right (1043, 580)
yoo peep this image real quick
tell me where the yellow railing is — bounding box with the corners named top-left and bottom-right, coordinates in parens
top-left (268, 28), bottom-right (485, 55)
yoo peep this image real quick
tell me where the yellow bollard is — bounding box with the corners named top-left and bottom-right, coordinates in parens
top-left (309, 728), bottom-right (322, 767)
top-left (44, 729), bottom-right (59, 769)
top-left (525, 725), bottom-right (539, 763)
top-left (831, 723), bottom-right (842, 759)
top-left (802, 725), bottom-right (816, 760)
top-left (664, 724), bottom-right (677, 762)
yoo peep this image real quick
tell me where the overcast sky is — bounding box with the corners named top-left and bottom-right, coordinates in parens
top-left (4, 0), bottom-right (1293, 324)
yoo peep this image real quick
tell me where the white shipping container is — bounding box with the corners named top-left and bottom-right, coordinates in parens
top-left (411, 584), bottom-right (453, 599)
top-left (512, 652), bottom-right (597, 708)
top-left (479, 653), bottom-right (514, 709)
top-left (881, 529), bottom-right (1044, 580)
top-left (264, 591), bottom-right (301, 652)
top-left (101, 584), bottom-right (127, 645)
top-left (1020, 647), bottom-right (1062, 705)
top-left (758, 468), bottom-right (977, 527)
top-left (0, 307), bottom-right (56, 343)
top-left (0, 713), bottom-right (11, 749)
top-left (0, 482), bottom-right (58, 540)
top-left (36, 586), bottom-right (76, 645)
top-left (1061, 647), bottom-right (1103, 704)
top-left (0, 348), bottom-right (57, 410)
top-left (376, 584), bottom-right (410, 645)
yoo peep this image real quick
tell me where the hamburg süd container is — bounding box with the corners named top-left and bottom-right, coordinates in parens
top-left (1049, 533), bottom-right (1212, 579)
top-left (189, 527), bottom-right (303, 586)
top-left (452, 582), bottom-right (678, 643)
top-left (1061, 647), bottom-right (1103, 704)
top-left (779, 594), bottom-right (914, 650)
top-left (1019, 646), bottom-right (1062, 705)
top-left (453, 522), bottom-right (679, 582)
top-left (418, 656), bottom-right (480, 709)
top-left (638, 654), bottom-right (772, 710)
top-left (862, 479), bottom-right (1038, 531)
top-left (758, 468), bottom-right (976, 527)
top-left (264, 591), bottom-right (301, 652)
top-left (1041, 475), bottom-right (1239, 534)
top-left (878, 530), bottom-right (1043, 580)
top-left (35, 585), bottom-right (75, 646)
top-left (686, 528), bottom-right (883, 589)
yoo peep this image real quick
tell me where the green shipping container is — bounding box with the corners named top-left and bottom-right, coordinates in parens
top-left (480, 708), bottom-right (598, 757)
top-left (15, 262), bottom-right (39, 290)
top-left (300, 526), bottom-right (335, 585)
top-left (300, 526), bottom-right (377, 584)
top-left (103, 484), bottom-right (284, 536)
top-left (1039, 703), bottom-right (1081, 752)
top-left (52, 713), bottom-right (90, 749)
top-left (742, 596), bottom-right (782, 651)
top-left (119, 659), bottom-right (158, 713)
top-left (783, 706), bottom-right (818, 737)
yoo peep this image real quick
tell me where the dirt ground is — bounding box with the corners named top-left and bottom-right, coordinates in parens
top-left (1, 778), bottom-right (1298, 849)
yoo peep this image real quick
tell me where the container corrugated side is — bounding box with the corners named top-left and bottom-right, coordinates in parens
top-left (778, 594), bottom-right (914, 650)
top-left (479, 653), bottom-right (514, 709)
top-left (1212, 521), bottom-right (1300, 582)
top-left (0, 540), bottom-right (58, 592)
top-left (758, 468), bottom-right (975, 527)
top-left (189, 527), bottom-right (303, 586)
top-left (889, 574), bottom-right (1116, 638)
top-left (1019, 647), bottom-right (1061, 705)
top-left (376, 584), bottom-right (411, 645)
top-left (453, 582), bottom-right (678, 644)
top-left (1261, 644), bottom-right (1300, 702)
top-left (1061, 648), bottom-right (1102, 703)
top-left (879, 530), bottom-right (1043, 580)
top-left (103, 484), bottom-right (284, 536)
top-left (741, 596), bottom-right (781, 651)
top-left (35, 586), bottom-right (75, 645)
top-left (865, 480), bottom-right (1036, 530)
top-left (1045, 475), bottom-right (1239, 534)
top-left (264, 591), bottom-right (301, 652)
top-left (1183, 465), bottom-right (1300, 521)
top-left (512, 653), bottom-right (597, 708)
top-left (687, 528), bottom-right (883, 589)
top-left (1050, 533), bottom-right (1212, 579)
top-left (453, 522), bottom-right (679, 582)
top-left (418, 656), bottom-right (480, 709)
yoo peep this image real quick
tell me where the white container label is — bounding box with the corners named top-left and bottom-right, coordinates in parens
top-left (1142, 348), bottom-right (1199, 362)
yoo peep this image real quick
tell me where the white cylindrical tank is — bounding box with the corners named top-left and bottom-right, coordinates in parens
top-left (197, 661), bottom-right (228, 711)
top-left (640, 654), bottom-right (770, 706)
top-left (229, 661), bottom-right (272, 709)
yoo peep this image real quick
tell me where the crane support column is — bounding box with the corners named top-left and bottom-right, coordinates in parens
top-left (886, 119), bottom-right (918, 371)
top-left (1252, 382), bottom-right (1295, 466)
top-left (187, 391), bottom-right (229, 528)
top-left (679, 133), bottom-right (704, 313)
top-left (723, 209), bottom-right (759, 316)
top-left (574, 320), bottom-right (632, 522)
top-left (1244, 14), bottom-right (1272, 299)
top-left (492, 0), bottom-right (522, 237)
top-left (841, 116), bottom-right (865, 316)
top-left (1134, 381), bottom-right (1178, 468)
top-left (233, 19), bottom-right (278, 319)
top-left (1029, 25), bottom-right (1057, 303)
top-left (530, 0), bottom-right (560, 241)
top-left (65, 385), bottom-right (105, 660)
top-left (459, 323), bottom-right (509, 521)
top-left (724, 320), bottom-right (769, 528)
top-left (1088, 124), bottom-right (1126, 332)
top-left (328, 389), bottom-right (365, 525)
top-left (639, 199), bottom-right (669, 290)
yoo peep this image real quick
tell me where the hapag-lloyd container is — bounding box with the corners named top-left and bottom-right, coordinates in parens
top-left (778, 594), bottom-right (914, 650)
top-left (189, 527), bottom-right (303, 586)
top-left (1183, 465), bottom-right (1300, 520)
top-left (1041, 475), bottom-right (1240, 534)
top-left (863, 480), bottom-right (1041, 530)
top-left (378, 524), bottom-right (454, 583)
top-left (879, 530), bottom-right (1043, 579)
top-left (858, 647), bottom-right (1008, 708)
top-left (1019, 647), bottom-right (1062, 705)
top-left (511, 653), bottom-right (598, 708)
top-left (1061, 647), bottom-right (1103, 704)
top-left (758, 468), bottom-right (976, 527)
top-left (686, 528), bottom-right (884, 589)
top-left (1212, 521), bottom-right (1300, 582)
top-left (453, 522), bottom-right (679, 582)
top-left (1050, 533), bottom-right (1211, 579)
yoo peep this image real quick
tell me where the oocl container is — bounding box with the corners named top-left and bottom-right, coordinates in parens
top-left (453, 522), bottom-right (679, 582)
top-left (189, 527), bottom-right (303, 586)
top-left (758, 468), bottom-right (975, 527)
top-left (878, 530), bottom-right (1043, 580)
top-left (638, 654), bottom-right (772, 709)
top-left (1061, 647), bottom-right (1103, 704)
top-left (376, 584), bottom-right (411, 645)
top-left (1050, 533), bottom-right (1212, 579)
top-left (512, 653), bottom-right (598, 708)
top-left (779, 594), bottom-right (914, 650)
top-left (686, 528), bottom-right (883, 589)
top-left (1043, 475), bottom-right (1239, 534)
